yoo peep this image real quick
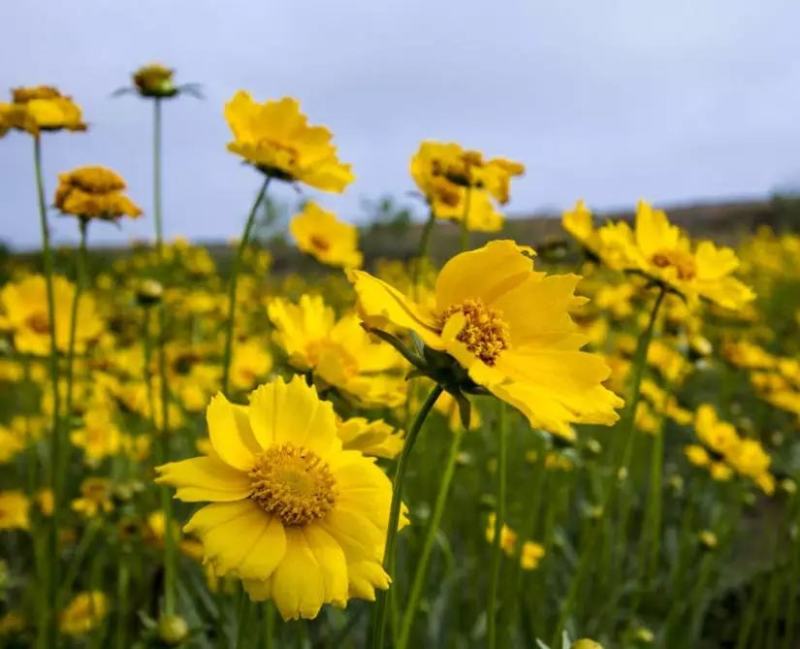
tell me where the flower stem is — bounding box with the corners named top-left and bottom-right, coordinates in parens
top-left (396, 429), bottom-right (463, 649)
top-left (33, 135), bottom-right (62, 649)
top-left (370, 383), bottom-right (443, 649)
top-left (152, 96), bottom-right (177, 616)
top-left (63, 218), bottom-right (89, 476)
top-left (412, 208), bottom-right (436, 296)
top-left (459, 185), bottom-right (473, 252)
top-left (221, 176), bottom-right (270, 395)
top-left (487, 402), bottom-right (508, 649)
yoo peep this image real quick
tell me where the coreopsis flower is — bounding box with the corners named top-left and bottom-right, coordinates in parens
top-left (348, 240), bottom-right (623, 438)
top-left (564, 200), bottom-right (755, 310)
top-left (70, 408), bottom-right (122, 464)
top-left (224, 92), bottom-right (354, 192)
top-left (0, 274), bottom-right (104, 355)
top-left (0, 491), bottom-right (29, 531)
top-left (229, 338), bottom-right (273, 392)
top-left (290, 202), bottom-right (363, 269)
top-left (520, 541), bottom-right (546, 570)
top-left (71, 477), bottom-right (114, 518)
top-left (133, 63), bottom-right (178, 98)
top-left (54, 165), bottom-right (142, 221)
top-left (336, 416), bottom-right (404, 459)
top-left (410, 141), bottom-right (524, 232)
top-left (156, 376), bottom-right (394, 620)
top-left (59, 591), bottom-right (107, 635)
top-left (0, 426), bottom-right (25, 463)
top-left (267, 295), bottom-right (406, 407)
top-left (0, 85), bottom-right (86, 136)
top-left (485, 513), bottom-right (517, 553)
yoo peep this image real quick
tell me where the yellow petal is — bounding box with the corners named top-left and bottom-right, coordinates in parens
top-left (206, 394), bottom-right (260, 471)
top-left (155, 456), bottom-right (251, 502)
top-left (434, 240), bottom-right (536, 312)
top-left (347, 559), bottom-right (390, 601)
top-left (303, 524), bottom-right (348, 607)
top-left (236, 515), bottom-right (287, 580)
top-left (271, 528), bottom-right (326, 620)
top-left (248, 375), bottom-right (339, 456)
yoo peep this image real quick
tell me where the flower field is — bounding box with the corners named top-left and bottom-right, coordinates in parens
top-left (1, 66), bottom-right (800, 649)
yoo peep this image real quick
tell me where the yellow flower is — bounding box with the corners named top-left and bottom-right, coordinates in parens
top-left (267, 295), bottom-right (406, 407)
top-left (229, 338), bottom-right (273, 392)
top-left (71, 477), bottom-right (113, 518)
top-left (133, 63), bottom-right (177, 98)
top-left (520, 540), bottom-right (545, 570)
top-left (695, 404), bottom-right (739, 456)
top-left (0, 425), bottom-right (25, 463)
top-left (70, 408), bottom-right (122, 464)
top-left (0, 274), bottom-right (104, 355)
top-left (410, 141), bottom-right (524, 232)
top-left (0, 86), bottom-right (86, 136)
top-left (59, 591), bottom-right (107, 635)
top-left (54, 165), bottom-right (142, 221)
top-left (290, 203), bottom-right (363, 269)
top-left (684, 444), bottom-right (710, 467)
top-left (485, 513), bottom-right (517, 554)
top-left (336, 416), bottom-right (404, 459)
top-left (348, 240), bottom-right (623, 438)
top-left (225, 92), bottom-right (354, 192)
top-left (0, 491), bottom-right (29, 530)
top-left (572, 639), bottom-right (603, 649)
top-left (156, 376), bottom-right (394, 620)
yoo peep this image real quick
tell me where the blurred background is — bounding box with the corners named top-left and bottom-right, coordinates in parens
top-left (2, 0), bottom-right (799, 250)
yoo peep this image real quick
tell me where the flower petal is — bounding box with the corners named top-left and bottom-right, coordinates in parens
top-left (207, 394), bottom-right (260, 471)
top-left (155, 456), bottom-right (251, 502)
top-left (271, 528), bottom-right (326, 620)
top-left (303, 524), bottom-right (348, 607)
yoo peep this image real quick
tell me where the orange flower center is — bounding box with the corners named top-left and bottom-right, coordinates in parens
top-left (26, 312), bottom-right (51, 335)
top-left (248, 444), bottom-right (336, 526)
top-left (650, 249), bottom-right (696, 280)
top-left (441, 298), bottom-right (509, 366)
top-left (310, 235), bottom-right (330, 252)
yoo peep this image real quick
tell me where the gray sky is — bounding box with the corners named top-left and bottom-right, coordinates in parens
top-left (2, 0), bottom-right (799, 250)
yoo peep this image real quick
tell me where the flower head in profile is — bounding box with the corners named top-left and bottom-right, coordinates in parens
top-left (0, 86), bottom-right (86, 137)
top-left (225, 92), bottom-right (354, 192)
top-left (348, 240), bottom-right (623, 439)
top-left (55, 165), bottom-right (142, 221)
top-left (133, 63), bottom-right (178, 98)
top-left (290, 202), bottom-right (363, 268)
top-left (156, 376), bottom-right (394, 620)
top-left (336, 416), bottom-right (404, 459)
top-left (0, 274), bottom-right (104, 356)
top-left (563, 200), bottom-right (755, 310)
top-left (410, 141), bottom-right (524, 232)
top-left (267, 295), bottom-right (406, 408)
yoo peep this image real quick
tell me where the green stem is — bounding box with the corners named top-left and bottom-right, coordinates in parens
top-left (263, 602), bottom-right (275, 649)
top-left (34, 135), bottom-right (62, 649)
top-left (221, 176), bottom-right (270, 394)
top-left (396, 430), bottom-right (463, 649)
top-left (369, 383), bottom-right (444, 649)
top-left (459, 185), bottom-right (473, 252)
top-left (151, 96), bottom-right (177, 617)
top-left (642, 409), bottom-right (667, 582)
top-left (412, 208), bottom-right (436, 296)
top-left (115, 549), bottom-right (129, 649)
top-left (487, 403), bottom-right (508, 649)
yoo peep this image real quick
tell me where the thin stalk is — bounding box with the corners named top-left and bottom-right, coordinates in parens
top-left (487, 403), bottom-right (508, 649)
top-left (641, 413), bottom-right (667, 582)
top-left (63, 218), bottom-right (89, 486)
top-left (152, 96), bottom-right (177, 616)
top-left (782, 496), bottom-right (800, 649)
top-left (115, 549), bottom-right (130, 649)
top-left (396, 430), bottom-right (463, 649)
top-left (34, 134), bottom-right (62, 649)
top-left (369, 383), bottom-right (444, 649)
top-left (412, 208), bottom-right (436, 297)
top-left (263, 602), bottom-right (275, 649)
top-left (221, 176), bottom-right (270, 394)
top-left (459, 185), bottom-right (473, 252)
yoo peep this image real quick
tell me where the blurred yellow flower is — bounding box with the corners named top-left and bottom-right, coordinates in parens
top-left (267, 295), bottom-right (406, 407)
top-left (70, 408), bottom-right (122, 464)
top-left (290, 202), bottom-right (363, 269)
top-left (229, 338), bottom-right (273, 392)
top-left (71, 477), bottom-right (114, 518)
top-left (410, 141), bottom-right (524, 232)
top-left (0, 274), bottom-right (104, 356)
top-left (0, 426), bottom-right (25, 463)
top-left (349, 240), bottom-right (623, 438)
top-left (54, 165), bottom-right (142, 221)
top-left (0, 85), bottom-right (86, 136)
top-left (336, 416), bottom-right (404, 459)
top-left (59, 591), bottom-right (107, 635)
top-left (0, 491), bottom-right (29, 530)
top-left (225, 92), bottom-right (354, 192)
top-left (156, 376), bottom-right (393, 620)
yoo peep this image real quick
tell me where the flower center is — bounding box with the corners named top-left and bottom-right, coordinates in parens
top-left (441, 298), bottom-right (509, 365)
top-left (651, 249), bottom-right (696, 280)
top-left (26, 312), bottom-right (51, 334)
top-left (248, 444), bottom-right (336, 526)
top-left (310, 235), bottom-right (330, 252)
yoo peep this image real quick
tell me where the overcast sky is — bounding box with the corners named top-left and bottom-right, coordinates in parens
top-left (2, 1), bottom-right (799, 249)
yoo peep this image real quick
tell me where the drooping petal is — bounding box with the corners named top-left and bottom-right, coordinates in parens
top-left (155, 456), bottom-right (251, 502)
top-left (346, 559), bottom-right (391, 601)
top-left (303, 524), bottom-right (348, 607)
top-left (271, 528), bottom-right (326, 620)
top-left (206, 394), bottom-right (260, 471)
